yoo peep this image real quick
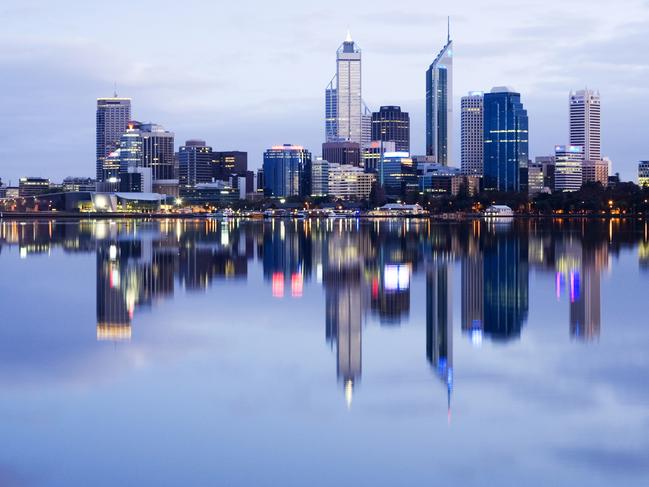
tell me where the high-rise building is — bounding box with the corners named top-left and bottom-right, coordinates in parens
top-left (582, 159), bottom-right (608, 187)
top-left (140, 123), bottom-right (175, 180)
top-left (378, 152), bottom-right (417, 198)
top-left (96, 96), bottom-right (131, 182)
top-left (371, 106), bottom-right (410, 152)
top-left (322, 141), bottom-right (361, 167)
top-left (535, 156), bottom-right (556, 190)
top-left (425, 27), bottom-right (453, 164)
top-left (461, 92), bottom-right (484, 176)
top-left (325, 32), bottom-right (371, 145)
top-left (212, 151), bottom-right (248, 181)
top-left (361, 140), bottom-right (396, 173)
top-left (483, 87), bottom-right (529, 192)
top-left (527, 162), bottom-right (545, 196)
top-left (262, 144), bottom-right (311, 197)
top-left (177, 140), bottom-right (214, 189)
top-left (638, 161), bottom-right (649, 187)
top-left (570, 89), bottom-right (601, 162)
top-left (311, 158), bottom-right (330, 197)
top-left (554, 145), bottom-right (584, 192)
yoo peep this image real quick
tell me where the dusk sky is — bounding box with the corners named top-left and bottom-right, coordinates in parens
top-left (1, 0), bottom-right (648, 183)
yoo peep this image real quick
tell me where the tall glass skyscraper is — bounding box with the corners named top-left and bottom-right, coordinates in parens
top-left (96, 96), bottom-right (131, 182)
top-left (483, 87), bottom-right (529, 192)
top-left (263, 144), bottom-right (312, 197)
top-left (325, 32), bottom-right (370, 145)
top-left (425, 30), bottom-right (453, 164)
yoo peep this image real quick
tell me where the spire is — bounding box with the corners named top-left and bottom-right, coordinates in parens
top-left (447, 16), bottom-right (451, 43)
top-left (345, 29), bottom-right (353, 43)
top-left (113, 81), bottom-right (118, 98)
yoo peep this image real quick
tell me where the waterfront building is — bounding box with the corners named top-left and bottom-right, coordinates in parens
top-left (96, 96), bottom-right (131, 182)
top-left (639, 161), bottom-right (649, 187)
top-left (213, 151), bottom-right (248, 180)
top-left (570, 89), bottom-right (601, 162)
top-left (19, 177), bottom-right (50, 197)
top-left (527, 162), bottom-right (545, 196)
top-left (328, 163), bottom-right (376, 199)
top-left (554, 145), bottom-right (584, 192)
top-left (461, 92), bottom-right (484, 176)
top-left (535, 156), bottom-right (556, 191)
top-left (425, 27), bottom-right (453, 164)
top-left (177, 140), bottom-right (214, 189)
top-left (140, 123), bottom-right (175, 180)
top-left (418, 163), bottom-right (478, 196)
top-left (582, 159), bottom-right (608, 187)
top-left (483, 87), bottom-right (529, 192)
top-left (378, 152), bottom-right (417, 198)
top-left (361, 140), bottom-right (396, 172)
top-left (311, 158), bottom-right (330, 197)
top-left (371, 106), bottom-right (410, 153)
top-left (62, 177), bottom-right (96, 192)
top-left (322, 141), bottom-right (361, 167)
top-left (263, 144), bottom-right (311, 197)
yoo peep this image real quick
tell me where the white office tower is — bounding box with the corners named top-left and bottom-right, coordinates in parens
top-left (554, 145), bottom-right (584, 192)
top-left (325, 32), bottom-right (368, 145)
top-left (461, 92), bottom-right (484, 176)
top-left (570, 89), bottom-right (601, 162)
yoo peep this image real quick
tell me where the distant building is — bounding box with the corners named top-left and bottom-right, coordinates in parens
top-left (361, 140), bottom-right (396, 172)
top-left (311, 158), bottom-right (330, 197)
top-left (582, 159), bottom-right (608, 187)
top-left (263, 144), bottom-right (311, 197)
top-left (426, 31), bottom-right (453, 164)
top-left (63, 177), bottom-right (96, 192)
top-left (140, 123), bottom-right (175, 180)
top-left (328, 163), bottom-right (375, 199)
top-left (639, 161), bottom-right (649, 187)
top-left (483, 87), bottom-right (529, 192)
top-left (322, 141), bottom-right (361, 167)
top-left (554, 145), bottom-right (584, 192)
top-left (96, 96), bottom-right (131, 182)
top-left (535, 156), bottom-right (556, 190)
top-left (213, 151), bottom-right (247, 180)
top-left (19, 177), bottom-right (50, 197)
top-left (379, 152), bottom-right (417, 198)
top-left (570, 89), bottom-right (601, 162)
top-left (418, 163), bottom-right (478, 196)
top-left (461, 92), bottom-right (484, 176)
top-left (177, 140), bottom-right (214, 189)
top-left (371, 106), bottom-right (410, 153)
top-left (527, 162), bottom-right (545, 196)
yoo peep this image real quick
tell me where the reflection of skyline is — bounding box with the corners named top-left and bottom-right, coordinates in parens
top-left (1, 218), bottom-right (641, 409)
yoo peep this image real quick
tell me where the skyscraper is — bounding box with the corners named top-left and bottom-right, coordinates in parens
top-left (96, 96), bottom-right (131, 182)
top-left (140, 123), bottom-right (175, 180)
top-left (483, 87), bottom-right (529, 192)
top-left (325, 32), bottom-right (366, 145)
top-left (425, 24), bottom-right (453, 164)
top-left (177, 140), bottom-right (214, 189)
top-left (554, 145), bottom-right (584, 192)
top-left (461, 92), bottom-right (484, 176)
top-left (262, 144), bottom-right (312, 197)
top-left (322, 141), bottom-right (361, 166)
top-left (212, 151), bottom-right (248, 180)
top-left (371, 106), bottom-right (410, 153)
top-left (570, 89), bottom-right (601, 162)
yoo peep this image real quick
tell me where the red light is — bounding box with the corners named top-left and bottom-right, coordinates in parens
top-left (272, 273), bottom-right (284, 298)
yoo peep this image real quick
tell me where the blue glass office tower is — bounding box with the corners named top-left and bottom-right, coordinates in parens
top-left (425, 28), bottom-right (453, 164)
top-left (263, 144), bottom-right (312, 197)
top-left (483, 87), bottom-right (529, 192)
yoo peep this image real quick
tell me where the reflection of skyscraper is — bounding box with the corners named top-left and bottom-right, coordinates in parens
top-left (461, 251), bottom-right (483, 344)
top-left (483, 226), bottom-right (529, 341)
top-left (569, 241), bottom-right (605, 341)
top-left (426, 263), bottom-right (453, 411)
top-left (96, 242), bottom-right (132, 341)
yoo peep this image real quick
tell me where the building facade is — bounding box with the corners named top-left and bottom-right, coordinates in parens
top-left (177, 140), bottom-right (214, 189)
top-left (213, 151), bottom-right (248, 180)
top-left (140, 123), bottom-right (175, 181)
top-left (19, 177), bottom-right (50, 197)
top-left (311, 158), bottom-right (330, 197)
top-left (570, 89), bottom-right (601, 162)
top-left (379, 152), bottom-right (417, 198)
top-left (461, 92), bottom-right (484, 176)
top-left (262, 145), bottom-right (312, 197)
top-left (361, 141), bottom-right (396, 173)
top-left (638, 161), bottom-right (649, 187)
top-left (582, 159), bottom-right (608, 187)
top-left (322, 141), bottom-right (361, 167)
top-left (96, 96), bottom-right (131, 182)
top-left (371, 106), bottom-right (410, 153)
top-left (328, 163), bottom-right (376, 199)
top-left (483, 87), bottom-right (529, 192)
top-left (425, 33), bottom-right (453, 164)
top-left (554, 145), bottom-right (584, 192)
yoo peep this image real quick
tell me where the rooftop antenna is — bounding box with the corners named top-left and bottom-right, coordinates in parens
top-left (113, 82), bottom-right (118, 98)
top-left (447, 16), bottom-right (451, 43)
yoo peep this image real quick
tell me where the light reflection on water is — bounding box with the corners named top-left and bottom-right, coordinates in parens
top-left (0, 218), bottom-right (648, 486)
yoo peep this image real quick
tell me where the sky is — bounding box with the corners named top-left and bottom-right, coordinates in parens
top-left (0, 0), bottom-right (648, 184)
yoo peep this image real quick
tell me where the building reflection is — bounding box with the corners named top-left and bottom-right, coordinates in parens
top-left (2, 217), bottom-right (646, 409)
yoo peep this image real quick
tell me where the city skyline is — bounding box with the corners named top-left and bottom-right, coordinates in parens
top-left (1, 0), bottom-right (649, 183)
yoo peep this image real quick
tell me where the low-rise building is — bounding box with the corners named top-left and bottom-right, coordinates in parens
top-left (19, 177), bottom-right (50, 197)
top-left (639, 161), bottom-right (649, 188)
top-left (328, 163), bottom-right (376, 200)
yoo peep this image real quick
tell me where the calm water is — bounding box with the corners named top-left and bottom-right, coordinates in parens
top-left (0, 218), bottom-right (648, 486)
